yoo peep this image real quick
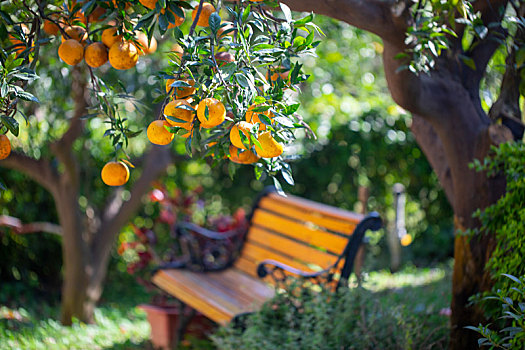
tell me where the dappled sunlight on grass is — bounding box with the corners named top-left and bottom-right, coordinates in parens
top-left (358, 263), bottom-right (450, 292)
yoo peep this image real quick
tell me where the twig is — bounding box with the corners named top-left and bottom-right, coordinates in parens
top-left (0, 215), bottom-right (62, 236)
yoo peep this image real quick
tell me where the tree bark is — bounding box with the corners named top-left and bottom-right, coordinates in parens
top-left (280, 1), bottom-right (512, 348)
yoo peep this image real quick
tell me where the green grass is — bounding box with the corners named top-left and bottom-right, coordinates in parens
top-left (0, 263), bottom-right (452, 349)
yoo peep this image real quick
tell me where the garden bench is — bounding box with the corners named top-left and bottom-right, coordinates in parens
top-left (152, 187), bottom-right (382, 326)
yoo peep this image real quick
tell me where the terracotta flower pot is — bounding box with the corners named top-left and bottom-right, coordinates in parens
top-left (138, 304), bottom-right (215, 349)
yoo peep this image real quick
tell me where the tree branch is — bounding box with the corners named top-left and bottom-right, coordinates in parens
top-left (0, 215), bottom-right (62, 236)
top-left (50, 66), bottom-right (87, 188)
top-left (410, 116), bottom-right (455, 208)
top-left (0, 151), bottom-right (58, 194)
top-left (281, 0), bottom-right (407, 44)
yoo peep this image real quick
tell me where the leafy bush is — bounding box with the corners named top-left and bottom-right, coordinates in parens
top-left (212, 279), bottom-right (449, 350)
top-left (466, 274), bottom-right (525, 349)
top-left (472, 141), bottom-right (525, 297)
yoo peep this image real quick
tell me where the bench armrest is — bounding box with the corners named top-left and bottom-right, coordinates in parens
top-left (256, 259), bottom-right (341, 289)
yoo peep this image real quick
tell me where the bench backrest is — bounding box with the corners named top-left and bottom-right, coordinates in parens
top-left (234, 188), bottom-right (365, 282)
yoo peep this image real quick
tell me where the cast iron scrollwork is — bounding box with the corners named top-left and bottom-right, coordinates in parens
top-left (168, 221), bottom-right (247, 272)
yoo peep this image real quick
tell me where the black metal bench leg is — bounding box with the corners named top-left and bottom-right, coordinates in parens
top-left (172, 303), bottom-right (196, 349)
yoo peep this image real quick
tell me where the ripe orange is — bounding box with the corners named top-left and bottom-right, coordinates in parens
top-left (214, 51), bottom-right (234, 67)
top-left (9, 24), bottom-right (31, 55)
top-left (84, 42), bottom-right (108, 68)
top-left (101, 27), bottom-right (122, 48)
top-left (147, 120), bottom-right (174, 145)
top-left (58, 39), bottom-right (84, 65)
top-left (161, 7), bottom-right (185, 28)
top-left (88, 6), bottom-right (106, 22)
top-left (166, 78), bottom-right (196, 99)
top-left (134, 31), bottom-right (157, 55)
top-left (101, 161), bottom-right (130, 186)
top-left (197, 98), bottom-right (226, 128)
top-left (62, 25), bottom-right (87, 42)
top-left (191, 3), bottom-right (215, 27)
top-left (43, 18), bottom-right (60, 36)
top-left (230, 121), bottom-right (253, 150)
top-left (229, 145), bottom-right (259, 164)
top-left (139, 0), bottom-right (157, 10)
top-left (217, 22), bottom-right (234, 38)
top-left (254, 131), bottom-right (283, 158)
top-left (108, 41), bottom-right (139, 70)
top-left (0, 135), bottom-right (11, 160)
top-left (164, 99), bottom-right (194, 129)
top-left (267, 66), bottom-right (290, 82)
top-left (245, 104), bottom-right (273, 131)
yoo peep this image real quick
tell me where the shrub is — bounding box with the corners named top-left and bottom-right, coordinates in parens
top-left (466, 274), bottom-right (525, 349)
top-left (212, 283), bottom-right (448, 350)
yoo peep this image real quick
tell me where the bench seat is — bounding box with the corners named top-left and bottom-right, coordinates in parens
top-left (152, 267), bottom-right (274, 326)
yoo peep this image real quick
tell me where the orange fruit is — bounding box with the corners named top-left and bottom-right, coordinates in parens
top-left (161, 7), bottom-right (185, 29)
top-left (108, 41), bottom-right (138, 70)
top-left (254, 131), bottom-right (283, 158)
top-left (9, 24), bottom-right (31, 55)
top-left (101, 161), bottom-right (130, 186)
top-left (164, 99), bottom-right (194, 129)
top-left (217, 21), bottom-right (234, 38)
top-left (101, 27), bottom-right (122, 48)
top-left (229, 121), bottom-right (253, 150)
top-left (171, 43), bottom-right (183, 61)
top-left (214, 51), bottom-right (234, 67)
top-left (147, 120), bottom-right (174, 145)
top-left (88, 6), bottom-right (106, 22)
top-left (245, 104), bottom-right (273, 131)
top-left (197, 98), bottom-right (225, 128)
top-left (191, 2), bottom-right (215, 27)
top-left (166, 78), bottom-right (196, 99)
top-left (229, 145), bottom-right (259, 164)
top-left (267, 67), bottom-right (290, 82)
top-left (43, 18), bottom-right (60, 36)
top-left (139, 0), bottom-right (157, 10)
top-left (62, 25), bottom-right (87, 42)
top-left (58, 39), bottom-right (84, 65)
top-left (84, 42), bottom-right (108, 68)
top-left (0, 135), bottom-right (11, 160)
top-left (134, 31), bottom-right (157, 55)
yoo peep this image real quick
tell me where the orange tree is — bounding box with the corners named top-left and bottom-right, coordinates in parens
top-left (0, 0), bottom-right (316, 325)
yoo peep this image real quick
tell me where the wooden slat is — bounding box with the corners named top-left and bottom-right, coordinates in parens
top-left (266, 192), bottom-right (363, 223)
top-left (152, 269), bottom-right (273, 326)
top-left (234, 256), bottom-right (259, 278)
top-left (247, 227), bottom-right (338, 268)
top-left (251, 210), bottom-right (349, 253)
top-left (239, 241), bottom-right (313, 272)
top-left (258, 196), bottom-right (359, 234)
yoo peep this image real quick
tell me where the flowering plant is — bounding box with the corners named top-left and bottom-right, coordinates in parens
top-left (118, 183), bottom-right (248, 299)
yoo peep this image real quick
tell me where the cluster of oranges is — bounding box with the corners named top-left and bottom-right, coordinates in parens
top-left (49, 15), bottom-right (164, 69)
top-left (145, 1), bottom-right (285, 168)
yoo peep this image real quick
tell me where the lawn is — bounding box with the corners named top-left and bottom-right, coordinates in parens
top-left (0, 262), bottom-right (451, 349)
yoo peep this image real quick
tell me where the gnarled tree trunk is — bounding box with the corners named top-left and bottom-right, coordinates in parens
top-left (282, 0), bottom-right (516, 348)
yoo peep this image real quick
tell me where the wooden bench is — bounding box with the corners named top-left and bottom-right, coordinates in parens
top-left (152, 187), bottom-right (382, 327)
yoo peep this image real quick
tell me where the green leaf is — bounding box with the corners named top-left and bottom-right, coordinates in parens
top-left (15, 91), bottom-right (39, 103)
top-left (242, 5), bottom-right (251, 23)
top-left (228, 161), bottom-right (237, 180)
top-left (209, 12), bottom-right (221, 34)
top-left (281, 168), bottom-right (294, 186)
top-left (1, 115), bottom-right (19, 136)
top-left (272, 176), bottom-right (285, 196)
top-left (459, 54), bottom-right (476, 70)
top-left (280, 3), bottom-right (292, 23)
top-left (294, 13), bottom-right (314, 27)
